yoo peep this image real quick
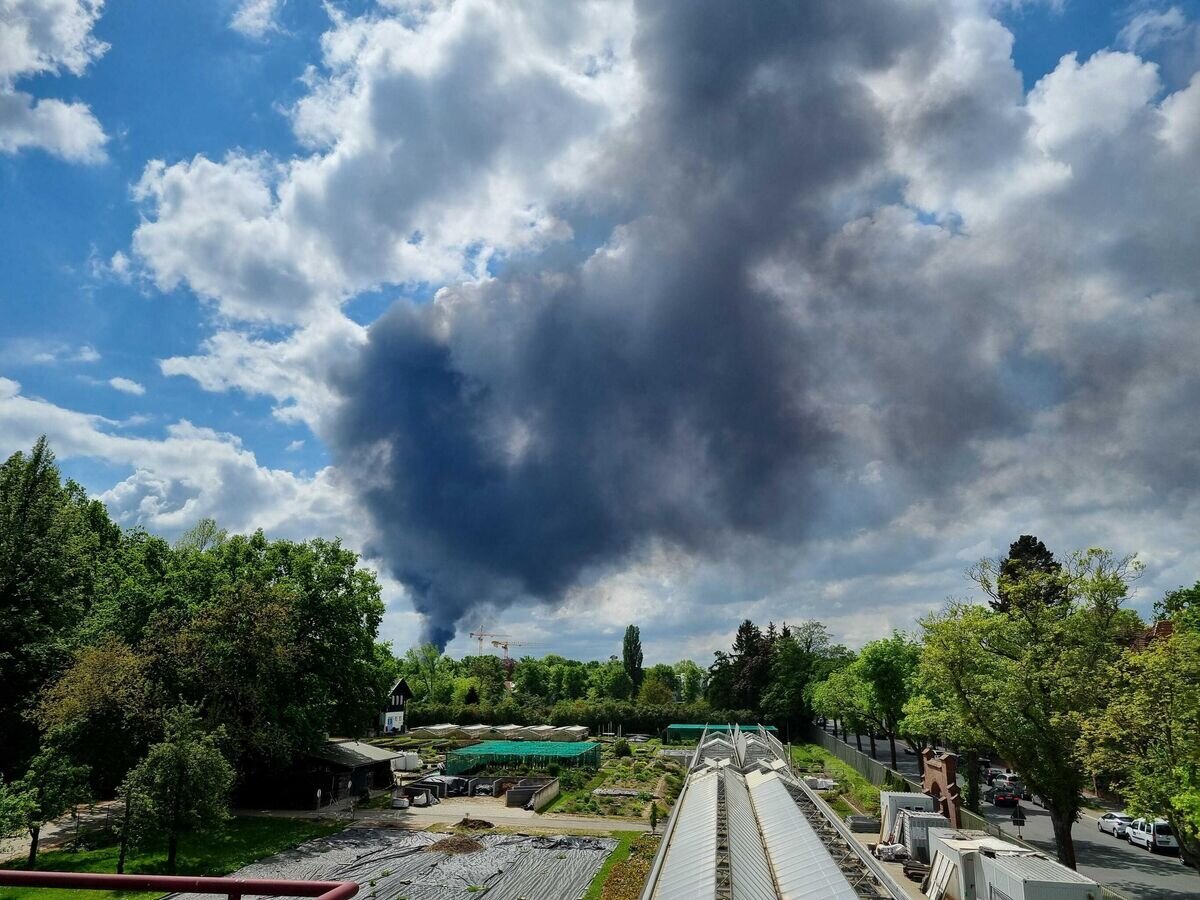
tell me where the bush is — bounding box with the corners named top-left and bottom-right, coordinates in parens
top-left (614, 739), bottom-right (632, 758)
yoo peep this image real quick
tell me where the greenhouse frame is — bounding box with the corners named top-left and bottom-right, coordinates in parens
top-left (445, 740), bottom-right (602, 774)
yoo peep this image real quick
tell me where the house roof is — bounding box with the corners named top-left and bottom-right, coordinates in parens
top-left (307, 739), bottom-right (402, 769)
top-left (1131, 620), bottom-right (1174, 651)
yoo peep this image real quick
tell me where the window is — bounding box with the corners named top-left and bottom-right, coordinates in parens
top-left (1154, 824), bottom-right (1173, 836)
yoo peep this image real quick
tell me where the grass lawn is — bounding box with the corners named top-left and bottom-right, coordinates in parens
top-left (0, 817), bottom-right (344, 900)
top-left (790, 743), bottom-right (881, 815)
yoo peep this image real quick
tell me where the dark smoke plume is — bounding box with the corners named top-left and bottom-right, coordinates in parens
top-left (329, 0), bottom-right (963, 646)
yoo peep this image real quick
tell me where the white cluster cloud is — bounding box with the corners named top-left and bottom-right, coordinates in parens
top-left (133, 0), bottom-right (637, 327)
top-left (158, 312), bottom-right (366, 429)
top-left (0, 0), bottom-right (107, 161)
top-left (230, 0), bottom-right (281, 39)
top-left (0, 377), bottom-right (363, 543)
top-left (107, 376), bottom-right (144, 395)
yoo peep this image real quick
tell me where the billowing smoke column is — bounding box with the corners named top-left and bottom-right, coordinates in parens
top-left (328, 0), bottom-right (959, 647)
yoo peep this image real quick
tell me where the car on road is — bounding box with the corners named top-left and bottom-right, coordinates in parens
top-left (1097, 812), bottom-right (1134, 837)
top-left (1127, 818), bottom-right (1179, 855)
top-left (985, 767), bottom-right (1006, 785)
top-left (992, 773), bottom-right (1032, 800)
top-left (986, 785), bottom-right (1021, 806)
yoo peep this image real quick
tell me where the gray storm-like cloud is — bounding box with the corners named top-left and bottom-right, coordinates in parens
top-left (328, 0), bottom-right (1200, 646)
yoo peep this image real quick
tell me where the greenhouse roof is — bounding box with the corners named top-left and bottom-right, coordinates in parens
top-left (450, 740), bottom-right (600, 758)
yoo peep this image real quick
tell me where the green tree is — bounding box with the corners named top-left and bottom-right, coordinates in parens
top-left (560, 664), bottom-right (589, 701)
top-left (673, 660), bottom-right (705, 702)
top-left (0, 780), bottom-right (27, 838)
top-left (730, 620), bottom-right (772, 710)
top-left (125, 706), bottom-right (234, 874)
top-left (591, 659), bottom-right (635, 701)
top-left (172, 583), bottom-right (304, 767)
top-left (514, 658), bottom-right (549, 698)
top-left (13, 745), bottom-right (91, 867)
top-left (705, 651), bottom-right (736, 709)
top-left (405, 643), bottom-right (447, 700)
top-left (0, 438), bottom-right (117, 774)
top-left (980, 534), bottom-right (1067, 613)
top-left (623, 625), bottom-right (644, 689)
top-left (1082, 628), bottom-right (1200, 868)
top-left (922, 547), bottom-right (1143, 869)
top-left (638, 678), bottom-right (674, 705)
top-left (854, 633), bottom-right (920, 769)
top-left (900, 681), bottom-right (987, 811)
top-left (468, 654), bottom-right (510, 704)
top-left (760, 621), bottom-right (838, 730)
top-left (1156, 582), bottom-right (1200, 632)
top-left (174, 518), bottom-right (227, 552)
top-left (811, 667), bottom-right (875, 752)
top-left (36, 637), bottom-right (156, 796)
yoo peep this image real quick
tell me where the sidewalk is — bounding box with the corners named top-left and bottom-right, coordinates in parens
top-left (0, 800), bottom-right (125, 864)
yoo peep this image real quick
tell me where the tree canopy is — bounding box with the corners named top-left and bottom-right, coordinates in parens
top-left (622, 625), bottom-right (644, 689)
top-left (922, 546), bottom-right (1143, 869)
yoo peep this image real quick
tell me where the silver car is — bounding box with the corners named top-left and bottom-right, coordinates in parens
top-left (1097, 812), bottom-right (1133, 838)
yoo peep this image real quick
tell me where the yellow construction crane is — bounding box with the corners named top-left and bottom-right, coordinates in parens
top-left (468, 625), bottom-right (510, 656)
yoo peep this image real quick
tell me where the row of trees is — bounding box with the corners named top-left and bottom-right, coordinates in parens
top-left (398, 632), bottom-right (708, 712)
top-left (808, 536), bottom-right (1199, 872)
top-left (0, 439), bottom-right (396, 869)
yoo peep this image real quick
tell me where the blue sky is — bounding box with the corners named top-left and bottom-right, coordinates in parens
top-left (4, 0), bottom-right (1200, 661)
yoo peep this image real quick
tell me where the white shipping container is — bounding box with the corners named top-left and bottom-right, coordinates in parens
top-left (980, 853), bottom-right (1100, 900)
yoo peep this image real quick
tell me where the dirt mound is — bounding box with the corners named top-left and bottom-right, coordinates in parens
top-left (426, 834), bottom-right (484, 854)
top-left (457, 816), bottom-right (493, 829)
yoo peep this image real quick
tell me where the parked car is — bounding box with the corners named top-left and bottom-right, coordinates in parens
top-left (1097, 812), bottom-right (1134, 838)
top-left (984, 767), bottom-right (1006, 785)
top-left (1127, 818), bottom-right (1179, 855)
top-left (986, 785), bottom-right (1021, 807)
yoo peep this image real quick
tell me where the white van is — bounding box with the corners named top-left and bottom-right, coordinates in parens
top-left (1127, 818), bottom-right (1179, 854)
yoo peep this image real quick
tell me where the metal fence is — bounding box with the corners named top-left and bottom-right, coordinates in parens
top-left (802, 725), bottom-right (921, 791)
top-left (800, 725), bottom-right (1135, 900)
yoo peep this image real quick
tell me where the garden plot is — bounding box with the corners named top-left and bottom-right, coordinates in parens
top-left (165, 827), bottom-right (616, 900)
top-left (555, 748), bottom-right (683, 818)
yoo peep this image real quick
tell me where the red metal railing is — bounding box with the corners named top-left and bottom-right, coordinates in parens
top-left (0, 870), bottom-right (358, 900)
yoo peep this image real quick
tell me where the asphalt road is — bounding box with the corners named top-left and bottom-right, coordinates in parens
top-left (818, 725), bottom-right (1199, 900)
